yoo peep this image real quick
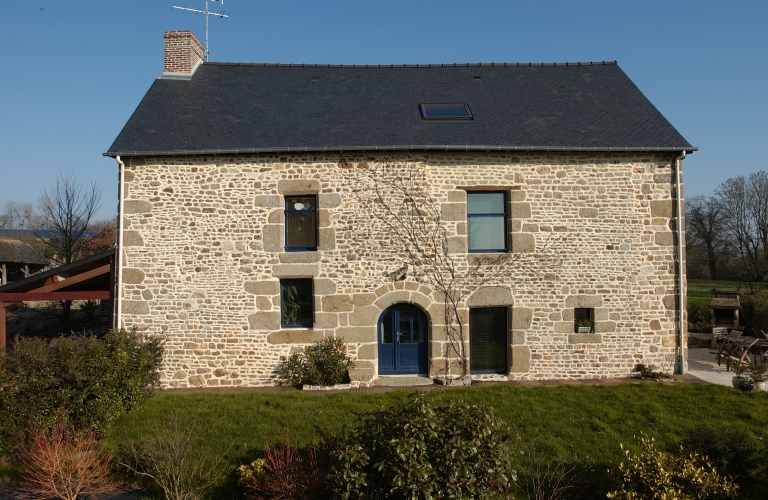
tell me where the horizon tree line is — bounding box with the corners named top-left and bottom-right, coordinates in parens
top-left (686, 170), bottom-right (768, 285)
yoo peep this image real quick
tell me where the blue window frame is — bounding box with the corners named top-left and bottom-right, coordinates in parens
top-left (285, 195), bottom-right (317, 251)
top-left (280, 279), bottom-right (313, 328)
top-left (467, 192), bottom-right (507, 252)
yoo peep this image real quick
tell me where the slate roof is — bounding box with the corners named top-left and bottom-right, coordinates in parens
top-left (106, 61), bottom-right (695, 157)
top-left (0, 240), bottom-right (48, 266)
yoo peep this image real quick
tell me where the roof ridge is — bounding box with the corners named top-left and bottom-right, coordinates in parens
top-left (203, 61), bottom-right (618, 68)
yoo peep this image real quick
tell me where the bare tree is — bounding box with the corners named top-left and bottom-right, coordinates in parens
top-left (715, 171), bottom-right (768, 282)
top-left (342, 158), bottom-right (562, 379)
top-left (36, 172), bottom-right (103, 333)
top-left (0, 200), bottom-right (40, 229)
top-left (37, 172), bottom-right (102, 266)
top-left (685, 195), bottom-right (729, 280)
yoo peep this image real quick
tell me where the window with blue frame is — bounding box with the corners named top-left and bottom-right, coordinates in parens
top-left (280, 279), bottom-right (313, 328)
top-left (467, 192), bottom-right (507, 252)
top-left (285, 195), bottom-right (317, 251)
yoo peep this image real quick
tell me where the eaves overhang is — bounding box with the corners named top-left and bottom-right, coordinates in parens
top-left (104, 145), bottom-right (697, 158)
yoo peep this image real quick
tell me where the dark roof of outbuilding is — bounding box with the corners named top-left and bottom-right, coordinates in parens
top-left (0, 239), bottom-right (49, 266)
top-left (0, 249), bottom-right (114, 294)
top-left (105, 61), bottom-right (695, 157)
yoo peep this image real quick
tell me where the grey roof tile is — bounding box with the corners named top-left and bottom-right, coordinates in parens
top-left (106, 62), bottom-right (694, 156)
top-left (0, 239), bottom-right (48, 266)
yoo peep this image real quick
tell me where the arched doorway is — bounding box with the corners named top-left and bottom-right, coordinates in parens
top-left (378, 304), bottom-right (428, 375)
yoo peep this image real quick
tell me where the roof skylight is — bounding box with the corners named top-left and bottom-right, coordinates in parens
top-left (419, 103), bottom-right (473, 120)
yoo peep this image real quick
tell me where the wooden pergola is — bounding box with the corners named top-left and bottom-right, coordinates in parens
top-left (0, 249), bottom-right (115, 350)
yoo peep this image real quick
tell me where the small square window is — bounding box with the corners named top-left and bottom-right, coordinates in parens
top-left (467, 192), bottom-right (507, 252)
top-left (285, 195), bottom-right (317, 251)
top-left (574, 308), bottom-right (594, 333)
top-left (280, 279), bottom-right (313, 328)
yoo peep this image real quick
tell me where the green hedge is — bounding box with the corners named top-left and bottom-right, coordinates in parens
top-left (0, 329), bottom-right (163, 455)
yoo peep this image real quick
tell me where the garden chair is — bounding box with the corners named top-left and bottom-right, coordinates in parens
top-left (715, 329), bottom-right (742, 366)
top-left (724, 337), bottom-right (759, 371)
top-left (711, 326), bottom-right (729, 350)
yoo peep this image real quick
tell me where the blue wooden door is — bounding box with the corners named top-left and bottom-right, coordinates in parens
top-left (378, 304), bottom-right (427, 375)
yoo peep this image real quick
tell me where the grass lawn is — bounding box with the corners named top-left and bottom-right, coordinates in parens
top-left (688, 278), bottom-right (767, 308)
top-left (107, 383), bottom-right (768, 498)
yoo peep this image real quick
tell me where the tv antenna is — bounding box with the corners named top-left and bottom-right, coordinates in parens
top-left (172, 0), bottom-right (230, 61)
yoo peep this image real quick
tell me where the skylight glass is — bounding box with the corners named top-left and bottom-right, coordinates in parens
top-left (419, 103), bottom-right (473, 120)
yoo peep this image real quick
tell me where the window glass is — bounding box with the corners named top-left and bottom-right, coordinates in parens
top-left (574, 308), bottom-right (594, 333)
top-left (285, 195), bottom-right (317, 251)
top-left (381, 310), bottom-right (393, 344)
top-left (467, 192), bottom-right (507, 252)
top-left (280, 279), bottom-right (313, 328)
top-left (398, 309), bottom-right (412, 344)
top-left (419, 103), bottom-right (473, 120)
top-left (470, 307), bottom-right (507, 374)
top-left (467, 192), bottom-right (504, 214)
top-left (468, 218), bottom-right (505, 251)
top-left (412, 310), bottom-right (425, 343)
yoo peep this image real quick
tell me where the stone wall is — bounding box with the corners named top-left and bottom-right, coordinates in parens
top-left (118, 152), bottom-right (686, 387)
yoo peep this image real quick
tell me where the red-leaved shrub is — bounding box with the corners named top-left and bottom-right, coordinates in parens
top-left (15, 413), bottom-right (116, 500)
top-left (239, 429), bottom-right (332, 499)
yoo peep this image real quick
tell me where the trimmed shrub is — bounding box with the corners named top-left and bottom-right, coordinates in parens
top-left (687, 302), bottom-right (712, 333)
top-left (331, 393), bottom-right (515, 499)
top-left (681, 424), bottom-right (767, 483)
top-left (0, 328), bottom-right (163, 454)
top-left (276, 337), bottom-right (353, 387)
top-left (607, 436), bottom-right (738, 500)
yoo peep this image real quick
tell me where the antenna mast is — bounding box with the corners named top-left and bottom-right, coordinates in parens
top-left (172, 0), bottom-right (230, 61)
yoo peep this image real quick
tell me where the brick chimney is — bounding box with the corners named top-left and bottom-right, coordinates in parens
top-left (163, 31), bottom-right (204, 78)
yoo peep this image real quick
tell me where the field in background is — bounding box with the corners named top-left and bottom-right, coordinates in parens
top-left (688, 279), bottom-right (767, 308)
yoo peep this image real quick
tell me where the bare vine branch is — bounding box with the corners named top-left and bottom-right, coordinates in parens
top-left (342, 157), bottom-right (564, 379)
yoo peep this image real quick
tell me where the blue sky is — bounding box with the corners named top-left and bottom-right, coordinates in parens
top-left (0, 0), bottom-right (766, 221)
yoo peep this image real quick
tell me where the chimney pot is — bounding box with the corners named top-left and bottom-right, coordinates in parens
top-left (163, 31), bottom-right (204, 78)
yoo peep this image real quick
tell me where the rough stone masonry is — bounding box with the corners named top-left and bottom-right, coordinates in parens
top-left (118, 151), bottom-right (685, 388)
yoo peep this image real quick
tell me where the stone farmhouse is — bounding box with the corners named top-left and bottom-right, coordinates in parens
top-left (105, 31), bottom-right (696, 388)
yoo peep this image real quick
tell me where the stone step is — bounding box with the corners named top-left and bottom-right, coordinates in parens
top-left (373, 376), bottom-right (435, 387)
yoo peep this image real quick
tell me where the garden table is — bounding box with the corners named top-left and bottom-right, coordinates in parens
top-left (746, 337), bottom-right (768, 363)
